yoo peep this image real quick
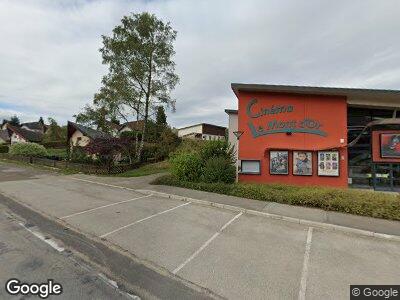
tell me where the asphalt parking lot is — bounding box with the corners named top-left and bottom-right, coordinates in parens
top-left (0, 165), bottom-right (399, 299)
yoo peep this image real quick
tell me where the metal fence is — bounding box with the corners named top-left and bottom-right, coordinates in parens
top-left (0, 154), bottom-right (140, 175)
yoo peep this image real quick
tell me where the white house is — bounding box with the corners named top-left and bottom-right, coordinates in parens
top-left (177, 123), bottom-right (226, 141)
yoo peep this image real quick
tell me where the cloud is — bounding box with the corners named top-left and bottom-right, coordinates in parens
top-left (0, 0), bottom-right (399, 128)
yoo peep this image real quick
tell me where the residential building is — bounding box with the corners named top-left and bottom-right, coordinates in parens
top-left (118, 120), bottom-right (144, 135)
top-left (7, 125), bottom-right (44, 144)
top-left (177, 123), bottom-right (226, 140)
top-left (67, 121), bottom-right (110, 149)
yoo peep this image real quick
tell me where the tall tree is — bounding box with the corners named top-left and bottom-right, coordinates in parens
top-left (99, 12), bottom-right (179, 160)
top-left (43, 118), bottom-right (67, 142)
top-left (156, 106), bottom-right (167, 128)
top-left (9, 115), bottom-right (20, 126)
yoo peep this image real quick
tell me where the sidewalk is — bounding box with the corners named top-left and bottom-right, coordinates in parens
top-left (73, 173), bottom-right (400, 237)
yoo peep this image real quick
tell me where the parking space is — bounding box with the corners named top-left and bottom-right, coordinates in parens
top-left (306, 228), bottom-right (400, 299)
top-left (177, 214), bottom-right (308, 299)
top-left (1, 169), bottom-right (400, 299)
top-left (106, 204), bottom-right (238, 271)
top-left (0, 176), bottom-right (145, 217)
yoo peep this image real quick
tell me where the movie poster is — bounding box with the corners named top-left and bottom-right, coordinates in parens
top-left (270, 151), bottom-right (288, 175)
top-left (381, 133), bottom-right (400, 158)
top-left (318, 151), bottom-right (339, 176)
top-left (293, 151), bottom-right (312, 176)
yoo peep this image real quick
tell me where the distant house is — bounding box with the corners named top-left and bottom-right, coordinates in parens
top-left (20, 119), bottom-right (47, 134)
top-left (119, 120), bottom-right (144, 135)
top-left (104, 121), bottom-right (122, 137)
top-left (177, 123), bottom-right (227, 141)
top-left (0, 130), bottom-right (10, 144)
top-left (7, 125), bottom-right (44, 144)
top-left (67, 121), bottom-right (110, 149)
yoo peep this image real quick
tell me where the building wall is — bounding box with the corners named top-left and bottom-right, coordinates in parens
top-left (69, 130), bottom-right (90, 148)
top-left (10, 132), bottom-right (27, 144)
top-left (119, 126), bottom-right (132, 133)
top-left (237, 91), bottom-right (348, 188)
top-left (177, 124), bottom-right (203, 138)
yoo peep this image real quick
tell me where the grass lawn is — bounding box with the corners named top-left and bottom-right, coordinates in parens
top-left (115, 161), bottom-right (170, 177)
top-left (151, 174), bottom-right (400, 221)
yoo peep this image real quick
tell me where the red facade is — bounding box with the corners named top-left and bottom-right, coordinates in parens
top-left (237, 91), bottom-right (348, 188)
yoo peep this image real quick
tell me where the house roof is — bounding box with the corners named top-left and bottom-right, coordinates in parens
top-left (21, 121), bottom-right (44, 131)
top-left (120, 120), bottom-right (144, 131)
top-left (105, 121), bottom-right (122, 131)
top-left (7, 125), bottom-right (43, 142)
top-left (0, 129), bottom-right (10, 142)
top-left (231, 83), bottom-right (400, 98)
top-left (67, 121), bottom-right (110, 140)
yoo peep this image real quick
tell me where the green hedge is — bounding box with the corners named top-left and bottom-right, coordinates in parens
top-left (0, 144), bottom-right (9, 153)
top-left (9, 142), bottom-right (47, 157)
top-left (151, 175), bottom-right (400, 221)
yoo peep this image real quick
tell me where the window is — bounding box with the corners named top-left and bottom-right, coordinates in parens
top-left (240, 160), bottom-right (261, 174)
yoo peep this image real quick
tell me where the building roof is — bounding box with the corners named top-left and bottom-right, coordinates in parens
top-left (0, 129), bottom-right (10, 142)
top-left (21, 121), bottom-right (44, 131)
top-left (105, 121), bottom-right (122, 131)
top-left (231, 83), bottom-right (400, 109)
top-left (67, 121), bottom-right (110, 140)
top-left (119, 120), bottom-right (144, 131)
top-left (7, 125), bottom-right (44, 142)
top-left (178, 123), bottom-right (227, 131)
top-left (224, 109), bottom-right (238, 115)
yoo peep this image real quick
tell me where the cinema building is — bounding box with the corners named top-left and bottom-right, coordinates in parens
top-left (226, 83), bottom-right (400, 191)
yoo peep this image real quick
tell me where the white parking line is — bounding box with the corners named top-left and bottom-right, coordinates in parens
top-left (298, 227), bottom-right (313, 300)
top-left (70, 177), bottom-right (136, 191)
top-left (100, 202), bottom-right (191, 238)
top-left (20, 223), bottom-right (65, 252)
top-left (172, 212), bottom-right (243, 274)
top-left (60, 194), bottom-right (153, 219)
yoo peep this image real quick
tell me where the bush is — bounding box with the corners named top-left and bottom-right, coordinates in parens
top-left (9, 142), bottom-right (48, 157)
top-left (170, 152), bottom-right (203, 182)
top-left (151, 175), bottom-right (400, 221)
top-left (0, 144), bottom-right (9, 153)
top-left (41, 140), bottom-right (67, 149)
top-left (202, 157), bottom-right (236, 184)
top-left (69, 147), bottom-right (96, 164)
top-left (199, 140), bottom-right (235, 163)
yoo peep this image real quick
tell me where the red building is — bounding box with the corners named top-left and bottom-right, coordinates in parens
top-left (226, 83), bottom-right (400, 190)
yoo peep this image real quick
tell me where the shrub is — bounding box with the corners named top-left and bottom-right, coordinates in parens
top-left (199, 140), bottom-right (235, 164)
top-left (70, 147), bottom-right (95, 164)
top-left (0, 144), bottom-right (9, 153)
top-left (202, 157), bottom-right (236, 184)
top-left (41, 140), bottom-right (67, 149)
top-left (170, 152), bottom-right (203, 182)
top-left (9, 142), bottom-right (47, 157)
top-left (151, 175), bottom-right (400, 221)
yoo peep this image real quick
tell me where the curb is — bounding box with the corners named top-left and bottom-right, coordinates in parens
top-left (136, 189), bottom-right (400, 242)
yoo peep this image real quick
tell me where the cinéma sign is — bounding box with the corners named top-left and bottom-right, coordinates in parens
top-left (246, 99), bottom-right (327, 138)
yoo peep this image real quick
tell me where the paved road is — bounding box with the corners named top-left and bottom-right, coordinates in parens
top-left (0, 162), bottom-right (399, 299)
top-left (0, 202), bottom-right (133, 299)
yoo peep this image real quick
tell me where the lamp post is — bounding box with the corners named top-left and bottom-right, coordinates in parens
top-left (233, 131), bottom-right (244, 183)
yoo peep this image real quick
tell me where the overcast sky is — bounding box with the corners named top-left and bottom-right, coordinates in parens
top-left (0, 0), bottom-right (399, 128)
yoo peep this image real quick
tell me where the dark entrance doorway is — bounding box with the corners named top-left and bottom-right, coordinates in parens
top-left (347, 106), bottom-right (400, 192)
